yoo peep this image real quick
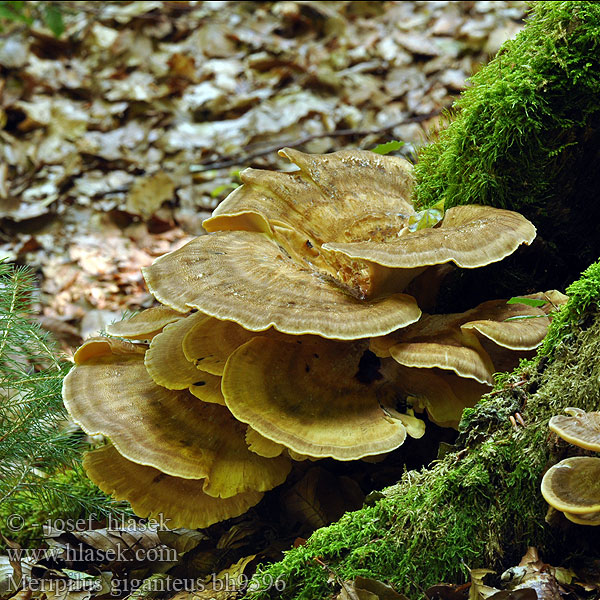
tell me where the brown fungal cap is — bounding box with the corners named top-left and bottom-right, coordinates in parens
top-left (105, 307), bottom-right (185, 340)
top-left (144, 312), bottom-right (209, 390)
top-left (203, 148), bottom-right (414, 243)
top-left (84, 445), bottom-right (263, 529)
top-left (188, 372), bottom-right (225, 405)
top-left (460, 298), bottom-right (550, 351)
top-left (246, 427), bottom-right (285, 458)
top-left (183, 316), bottom-right (275, 376)
top-left (324, 205), bottom-right (536, 269)
top-left (73, 337), bottom-right (145, 365)
top-left (63, 342), bottom-right (290, 497)
top-left (549, 408), bottom-right (600, 452)
top-left (389, 336), bottom-right (494, 385)
top-left (203, 148), bottom-right (416, 298)
top-left (222, 337), bottom-right (414, 460)
top-left (541, 456), bottom-right (600, 514)
top-left (142, 231), bottom-right (420, 340)
top-left (394, 365), bottom-right (491, 428)
top-left (372, 312), bottom-right (496, 384)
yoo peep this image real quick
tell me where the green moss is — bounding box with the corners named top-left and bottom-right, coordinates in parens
top-left (416, 1), bottom-right (600, 212)
top-left (414, 1), bottom-right (600, 303)
top-left (542, 258), bottom-right (600, 354)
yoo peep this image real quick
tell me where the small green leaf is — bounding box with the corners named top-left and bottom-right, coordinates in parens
top-left (507, 296), bottom-right (546, 307)
top-left (43, 4), bottom-right (64, 37)
top-left (371, 140), bottom-right (405, 155)
top-left (0, 1), bottom-right (32, 24)
top-left (408, 200), bottom-right (445, 232)
top-left (210, 182), bottom-right (239, 198)
top-left (504, 314), bottom-right (548, 321)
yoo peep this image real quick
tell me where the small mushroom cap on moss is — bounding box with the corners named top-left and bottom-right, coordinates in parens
top-left (541, 456), bottom-right (600, 514)
top-left (84, 445), bottom-right (263, 529)
top-left (183, 317), bottom-right (276, 376)
top-left (323, 205), bottom-right (536, 269)
top-left (549, 408), bottom-right (600, 452)
top-left (105, 307), bottom-right (185, 340)
top-left (144, 312), bottom-right (209, 390)
top-left (63, 343), bottom-right (290, 497)
top-left (222, 337), bottom-right (413, 460)
top-left (142, 231), bottom-right (421, 340)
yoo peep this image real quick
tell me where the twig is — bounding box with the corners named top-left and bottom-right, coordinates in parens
top-left (190, 108), bottom-right (445, 173)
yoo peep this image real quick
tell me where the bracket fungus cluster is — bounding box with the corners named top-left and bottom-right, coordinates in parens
top-left (63, 148), bottom-right (562, 529)
top-left (541, 408), bottom-right (600, 525)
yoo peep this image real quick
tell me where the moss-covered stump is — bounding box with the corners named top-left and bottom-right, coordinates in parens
top-left (248, 260), bottom-right (600, 599)
top-left (414, 1), bottom-right (600, 310)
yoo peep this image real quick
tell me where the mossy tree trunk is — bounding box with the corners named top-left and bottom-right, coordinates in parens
top-left (248, 3), bottom-right (600, 598)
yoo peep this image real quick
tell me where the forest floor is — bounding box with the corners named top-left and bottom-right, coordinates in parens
top-left (1, 0), bottom-right (527, 351)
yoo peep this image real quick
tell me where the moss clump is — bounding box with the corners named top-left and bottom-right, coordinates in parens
top-left (248, 259), bottom-right (600, 599)
top-left (414, 1), bottom-right (600, 308)
top-left (542, 259), bottom-right (600, 354)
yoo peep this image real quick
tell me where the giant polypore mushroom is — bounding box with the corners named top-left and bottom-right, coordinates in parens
top-left (63, 148), bottom-right (551, 528)
top-left (369, 294), bottom-right (559, 426)
top-left (63, 337), bottom-right (291, 526)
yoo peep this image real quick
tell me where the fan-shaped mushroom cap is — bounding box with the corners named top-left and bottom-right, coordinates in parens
top-left (203, 148), bottom-right (421, 298)
top-left (105, 307), bottom-right (185, 340)
top-left (203, 148), bottom-right (414, 243)
top-left (63, 344), bottom-right (290, 497)
top-left (246, 427), bottom-right (285, 458)
top-left (549, 408), bottom-right (600, 452)
top-left (395, 365), bottom-right (491, 428)
top-left (371, 294), bottom-right (555, 382)
top-left (73, 337), bottom-right (145, 364)
top-left (371, 312), bottom-right (495, 384)
top-left (145, 312), bottom-right (209, 390)
top-left (203, 147), bottom-right (417, 299)
top-left (541, 456), bottom-right (600, 514)
top-left (563, 510), bottom-right (600, 526)
top-left (222, 336), bottom-right (413, 460)
top-left (389, 336), bottom-right (494, 385)
top-left (142, 231), bottom-right (421, 340)
top-left (188, 373), bottom-right (225, 405)
top-left (183, 317), bottom-right (276, 376)
top-left (324, 205), bottom-right (536, 270)
top-left (84, 445), bottom-right (263, 529)
top-left (460, 298), bottom-right (549, 351)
